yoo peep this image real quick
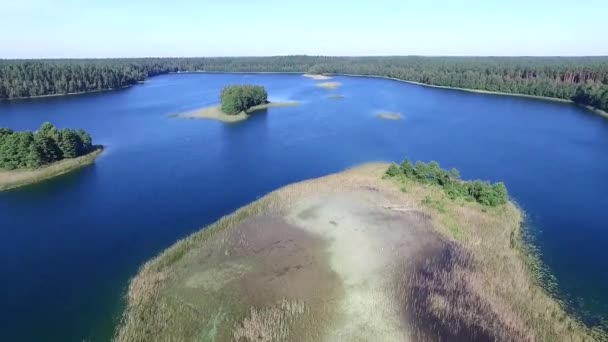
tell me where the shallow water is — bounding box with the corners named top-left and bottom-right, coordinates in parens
top-left (0, 73), bottom-right (607, 341)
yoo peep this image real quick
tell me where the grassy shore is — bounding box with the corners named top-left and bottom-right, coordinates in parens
top-left (172, 101), bottom-right (300, 123)
top-left (114, 163), bottom-right (602, 341)
top-left (0, 146), bottom-right (103, 191)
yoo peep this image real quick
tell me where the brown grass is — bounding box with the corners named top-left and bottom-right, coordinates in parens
top-left (386, 173), bottom-right (604, 341)
top-left (114, 163), bottom-right (604, 342)
top-left (0, 147), bottom-right (103, 191)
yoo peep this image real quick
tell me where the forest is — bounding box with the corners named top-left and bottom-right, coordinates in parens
top-left (220, 85), bottom-right (268, 114)
top-left (1, 56), bottom-right (607, 112)
top-left (0, 122), bottom-right (94, 170)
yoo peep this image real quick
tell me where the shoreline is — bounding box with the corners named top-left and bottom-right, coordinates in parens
top-left (0, 84), bottom-right (138, 101)
top-left (2, 71), bottom-right (605, 118)
top-left (0, 146), bottom-right (103, 191)
top-left (115, 163), bottom-right (600, 341)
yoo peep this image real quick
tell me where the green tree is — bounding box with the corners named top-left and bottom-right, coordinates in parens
top-left (220, 85), bottom-right (268, 115)
top-left (57, 129), bottom-right (80, 158)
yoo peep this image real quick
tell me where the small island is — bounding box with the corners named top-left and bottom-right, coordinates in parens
top-left (115, 160), bottom-right (596, 341)
top-left (0, 122), bottom-right (102, 191)
top-left (174, 85), bottom-right (299, 122)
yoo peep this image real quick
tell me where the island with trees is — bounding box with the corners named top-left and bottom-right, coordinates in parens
top-left (175, 84), bottom-right (299, 122)
top-left (0, 122), bottom-right (102, 190)
top-left (114, 160), bottom-right (603, 341)
top-left (1, 57), bottom-right (607, 116)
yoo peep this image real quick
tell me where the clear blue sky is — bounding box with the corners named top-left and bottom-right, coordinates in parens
top-left (2, 0), bottom-right (607, 58)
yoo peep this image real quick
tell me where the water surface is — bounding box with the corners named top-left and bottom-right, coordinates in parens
top-left (1, 73), bottom-right (607, 341)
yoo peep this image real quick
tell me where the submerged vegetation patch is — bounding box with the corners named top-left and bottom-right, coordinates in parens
top-left (315, 82), bottom-right (341, 90)
top-left (376, 112), bottom-right (401, 120)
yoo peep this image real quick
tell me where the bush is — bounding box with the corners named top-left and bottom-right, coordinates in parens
top-left (220, 85), bottom-right (268, 115)
top-left (0, 122), bottom-right (94, 170)
top-left (385, 159), bottom-right (509, 207)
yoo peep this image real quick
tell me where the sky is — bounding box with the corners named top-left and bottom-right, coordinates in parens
top-left (1, 0), bottom-right (607, 58)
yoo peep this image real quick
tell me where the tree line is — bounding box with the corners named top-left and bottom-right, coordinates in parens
top-left (0, 122), bottom-right (94, 170)
top-left (1, 56), bottom-right (607, 112)
top-left (385, 159), bottom-right (508, 207)
top-left (220, 85), bottom-right (268, 114)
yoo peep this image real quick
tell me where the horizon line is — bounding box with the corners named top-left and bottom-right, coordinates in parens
top-left (2, 54), bottom-right (608, 61)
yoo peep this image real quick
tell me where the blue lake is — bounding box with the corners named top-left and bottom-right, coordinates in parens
top-left (0, 73), bottom-right (607, 341)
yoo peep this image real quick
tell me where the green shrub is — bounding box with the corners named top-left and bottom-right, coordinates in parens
top-left (220, 85), bottom-right (268, 115)
top-left (385, 158), bottom-right (509, 207)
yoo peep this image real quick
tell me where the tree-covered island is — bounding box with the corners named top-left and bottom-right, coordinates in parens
top-left (174, 85), bottom-right (298, 122)
top-left (0, 122), bottom-right (102, 190)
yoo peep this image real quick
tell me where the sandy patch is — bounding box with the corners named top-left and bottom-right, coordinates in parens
top-left (172, 101), bottom-right (300, 123)
top-left (286, 191), bottom-right (439, 341)
top-left (303, 74), bottom-right (332, 80)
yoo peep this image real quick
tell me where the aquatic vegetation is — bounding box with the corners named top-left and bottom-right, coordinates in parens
top-left (315, 82), bottom-right (341, 90)
top-left (376, 112), bottom-right (401, 120)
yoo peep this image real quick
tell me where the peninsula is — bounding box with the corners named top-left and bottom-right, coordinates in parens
top-left (115, 160), bottom-right (599, 341)
top-left (0, 123), bottom-right (102, 191)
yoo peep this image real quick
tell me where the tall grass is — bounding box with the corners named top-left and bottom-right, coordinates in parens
top-left (114, 163), bottom-right (605, 341)
top-left (385, 165), bottom-right (605, 341)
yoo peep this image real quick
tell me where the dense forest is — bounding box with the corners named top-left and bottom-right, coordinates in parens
top-left (0, 122), bottom-right (94, 170)
top-left (220, 85), bottom-right (268, 114)
top-left (1, 56), bottom-right (607, 112)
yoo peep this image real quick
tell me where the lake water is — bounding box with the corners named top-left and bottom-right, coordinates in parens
top-left (0, 73), bottom-right (607, 341)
